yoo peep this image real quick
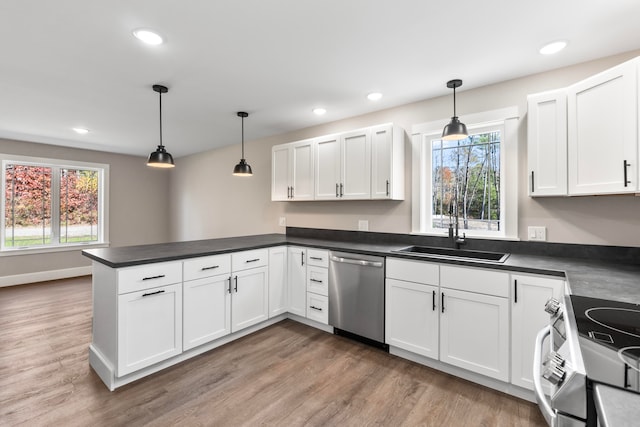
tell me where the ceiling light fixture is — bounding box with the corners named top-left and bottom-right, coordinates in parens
top-left (539, 40), bottom-right (568, 55)
top-left (442, 79), bottom-right (468, 141)
top-left (313, 108), bottom-right (327, 115)
top-left (72, 127), bottom-right (89, 134)
top-left (133, 29), bottom-right (164, 45)
top-left (233, 112), bottom-right (252, 176)
top-left (367, 92), bottom-right (383, 101)
top-left (147, 84), bottom-right (175, 168)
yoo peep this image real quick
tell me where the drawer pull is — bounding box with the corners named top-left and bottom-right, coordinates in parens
top-left (309, 256), bottom-right (323, 261)
top-left (432, 290), bottom-right (436, 311)
top-left (142, 274), bottom-right (165, 281)
top-left (227, 276), bottom-right (232, 294)
top-left (309, 278), bottom-right (323, 283)
top-left (310, 305), bottom-right (323, 311)
top-left (201, 265), bottom-right (220, 271)
top-left (142, 290), bottom-right (165, 297)
top-left (245, 258), bottom-right (260, 263)
top-left (234, 276), bottom-right (238, 292)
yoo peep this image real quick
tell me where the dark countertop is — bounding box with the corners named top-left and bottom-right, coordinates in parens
top-left (594, 384), bottom-right (640, 427)
top-left (83, 232), bottom-right (640, 304)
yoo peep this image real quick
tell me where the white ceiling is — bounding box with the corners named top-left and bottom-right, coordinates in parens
top-left (1, 0), bottom-right (640, 159)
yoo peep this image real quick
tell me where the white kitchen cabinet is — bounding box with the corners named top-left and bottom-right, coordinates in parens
top-left (231, 266), bottom-right (269, 332)
top-left (511, 274), bottom-right (564, 391)
top-left (314, 130), bottom-right (371, 200)
top-left (287, 246), bottom-right (307, 317)
top-left (183, 273), bottom-right (231, 351)
top-left (268, 246), bottom-right (288, 318)
top-left (271, 139), bottom-right (315, 201)
top-left (306, 292), bottom-right (329, 324)
top-left (371, 124), bottom-right (405, 200)
top-left (305, 248), bottom-right (329, 325)
top-left (439, 287), bottom-right (509, 382)
top-left (567, 58), bottom-right (638, 195)
top-left (527, 89), bottom-right (568, 196)
top-left (117, 282), bottom-right (183, 377)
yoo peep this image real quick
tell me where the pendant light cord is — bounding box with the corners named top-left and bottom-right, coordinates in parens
top-left (158, 91), bottom-right (163, 148)
top-left (452, 85), bottom-right (457, 117)
top-left (241, 115), bottom-right (245, 158)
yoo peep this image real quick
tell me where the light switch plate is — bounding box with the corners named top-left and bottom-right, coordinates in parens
top-left (358, 220), bottom-right (369, 231)
top-left (528, 226), bottom-right (546, 241)
top-left (278, 217), bottom-right (286, 227)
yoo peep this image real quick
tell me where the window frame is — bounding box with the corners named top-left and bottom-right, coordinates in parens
top-left (411, 107), bottom-right (519, 240)
top-left (1, 154), bottom-right (109, 255)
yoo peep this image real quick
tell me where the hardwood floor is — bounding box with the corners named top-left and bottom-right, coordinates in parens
top-left (0, 277), bottom-right (547, 426)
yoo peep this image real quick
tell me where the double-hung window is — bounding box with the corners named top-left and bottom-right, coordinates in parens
top-left (411, 107), bottom-right (519, 239)
top-left (1, 154), bottom-right (109, 253)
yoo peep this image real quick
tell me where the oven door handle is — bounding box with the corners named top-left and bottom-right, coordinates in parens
top-left (533, 325), bottom-right (557, 427)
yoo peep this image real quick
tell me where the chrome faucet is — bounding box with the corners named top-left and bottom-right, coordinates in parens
top-left (448, 201), bottom-right (466, 249)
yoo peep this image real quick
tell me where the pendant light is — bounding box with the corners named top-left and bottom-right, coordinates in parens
top-left (233, 111), bottom-right (253, 176)
top-left (147, 84), bottom-right (175, 168)
top-left (441, 79), bottom-right (468, 141)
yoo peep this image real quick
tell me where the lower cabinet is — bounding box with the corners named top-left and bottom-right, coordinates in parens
top-left (183, 274), bottom-right (231, 351)
top-left (287, 246), bottom-right (307, 317)
top-left (231, 266), bottom-right (269, 331)
top-left (439, 287), bottom-right (509, 381)
top-left (117, 282), bottom-right (183, 376)
top-left (268, 246), bottom-right (288, 318)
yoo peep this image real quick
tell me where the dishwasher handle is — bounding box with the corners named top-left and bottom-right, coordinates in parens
top-left (330, 255), bottom-right (383, 268)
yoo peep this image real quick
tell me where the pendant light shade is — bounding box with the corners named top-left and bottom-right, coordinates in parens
top-left (147, 84), bottom-right (175, 168)
top-left (233, 112), bottom-right (253, 176)
top-left (442, 79), bottom-right (468, 141)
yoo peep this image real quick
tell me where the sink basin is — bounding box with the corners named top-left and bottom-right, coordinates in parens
top-left (392, 245), bottom-right (510, 263)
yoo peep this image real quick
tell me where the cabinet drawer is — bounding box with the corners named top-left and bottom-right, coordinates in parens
top-left (386, 258), bottom-right (439, 285)
top-left (306, 292), bottom-right (329, 324)
top-left (307, 266), bottom-right (329, 296)
top-left (118, 261), bottom-right (182, 294)
top-left (307, 249), bottom-right (329, 267)
top-left (440, 265), bottom-right (509, 297)
top-left (232, 249), bottom-right (268, 271)
top-left (183, 254), bottom-right (231, 281)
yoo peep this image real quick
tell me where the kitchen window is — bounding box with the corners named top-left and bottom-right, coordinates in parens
top-left (1, 154), bottom-right (109, 254)
top-left (411, 107), bottom-right (519, 239)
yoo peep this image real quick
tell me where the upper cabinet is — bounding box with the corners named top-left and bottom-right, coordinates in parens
top-left (527, 56), bottom-right (639, 197)
top-left (271, 139), bottom-right (315, 201)
top-left (272, 123), bottom-right (404, 201)
top-left (527, 89), bottom-right (568, 196)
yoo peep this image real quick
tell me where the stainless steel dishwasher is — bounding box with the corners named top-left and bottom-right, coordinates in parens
top-left (329, 251), bottom-right (385, 346)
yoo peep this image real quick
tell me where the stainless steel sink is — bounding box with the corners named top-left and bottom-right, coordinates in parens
top-left (392, 245), bottom-right (510, 263)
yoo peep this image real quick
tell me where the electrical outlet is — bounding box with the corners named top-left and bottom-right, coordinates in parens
top-left (528, 226), bottom-right (547, 241)
top-left (358, 220), bottom-right (369, 231)
top-left (278, 217), bottom-right (286, 227)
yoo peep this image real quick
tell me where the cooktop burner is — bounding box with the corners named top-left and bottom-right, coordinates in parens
top-left (585, 307), bottom-right (640, 339)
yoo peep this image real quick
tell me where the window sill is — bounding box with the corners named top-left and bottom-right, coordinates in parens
top-left (0, 241), bottom-right (110, 257)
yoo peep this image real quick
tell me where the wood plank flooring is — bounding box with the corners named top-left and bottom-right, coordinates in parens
top-left (0, 276), bottom-right (547, 426)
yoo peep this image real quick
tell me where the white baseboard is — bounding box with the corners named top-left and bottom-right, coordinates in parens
top-left (0, 266), bottom-right (92, 287)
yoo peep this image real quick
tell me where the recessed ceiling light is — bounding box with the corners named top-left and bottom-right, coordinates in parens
top-left (72, 128), bottom-right (89, 134)
top-left (313, 108), bottom-right (327, 116)
top-left (539, 40), bottom-right (567, 55)
top-left (133, 29), bottom-right (164, 45)
top-left (367, 92), bottom-right (383, 101)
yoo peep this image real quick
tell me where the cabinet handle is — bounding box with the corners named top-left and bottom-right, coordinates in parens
top-left (309, 278), bottom-right (323, 283)
top-left (234, 276), bottom-right (238, 292)
top-left (514, 279), bottom-right (518, 303)
top-left (287, 186), bottom-right (291, 198)
top-left (441, 292), bottom-right (445, 313)
top-left (340, 183), bottom-right (344, 197)
top-left (309, 256), bottom-right (322, 261)
top-left (245, 258), bottom-right (260, 263)
top-left (142, 274), bottom-right (165, 281)
top-left (386, 180), bottom-right (390, 196)
top-left (201, 265), bottom-right (219, 271)
top-left (228, 276), bottom-right (232, 294)
top-left (625, 365), bottom-right (631, 388)
top-left (624, 160), bottom-right (631, 187)
top-left (531, 171), bottom-right (535, 193)
top-left (301, 252), bottom-right (305, 266)
top-left (291, 186), bottom-right (294, 198)
top-left (310, 305), bottom-right (323, 311)
top-left (336, 183), bottom-right (339, 197)
top-left (142, 290), bottom-right (165, 297)
top-left (432, 290), bottom-right (436, 311)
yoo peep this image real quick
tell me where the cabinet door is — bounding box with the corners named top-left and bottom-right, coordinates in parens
top-left (567, 59), bottom-right (638, 195)
top-left (386, 279), bottom-right (439, 360)
top-left (231, 266), bottom-right (269, 332)
top-left (440, 288), bottom-right (509, 381)
top-left (183, 274), bottom-right (231, 351)
top-left (315, 134), bottom-right (341, 200)
top-left (117, 283), bottom-right (182, 376)
top-left (287, 246), bottom-right (307, 316)
top-left (291, 140), bottom-right (315, 200)
top-left (371, 124), bottom-right (404, 199)
top-left (272, 144), bottom-right (290, 201)
top-left (306, 292), bottom-right (329, 324)
top-left (341, 129), bottom-right (371, 199)
top-left (527, 90), bottom-right (568, 196)
top-left (511, 274), bottom-right (563, 391)
top-left (268, 246), bottom-right (288, 318)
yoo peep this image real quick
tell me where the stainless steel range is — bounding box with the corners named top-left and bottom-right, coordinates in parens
top-left (534, 291), bottom-right (640, 426)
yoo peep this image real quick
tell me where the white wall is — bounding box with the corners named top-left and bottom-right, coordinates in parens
top-left (171, 50), bottom-right (640, 247)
